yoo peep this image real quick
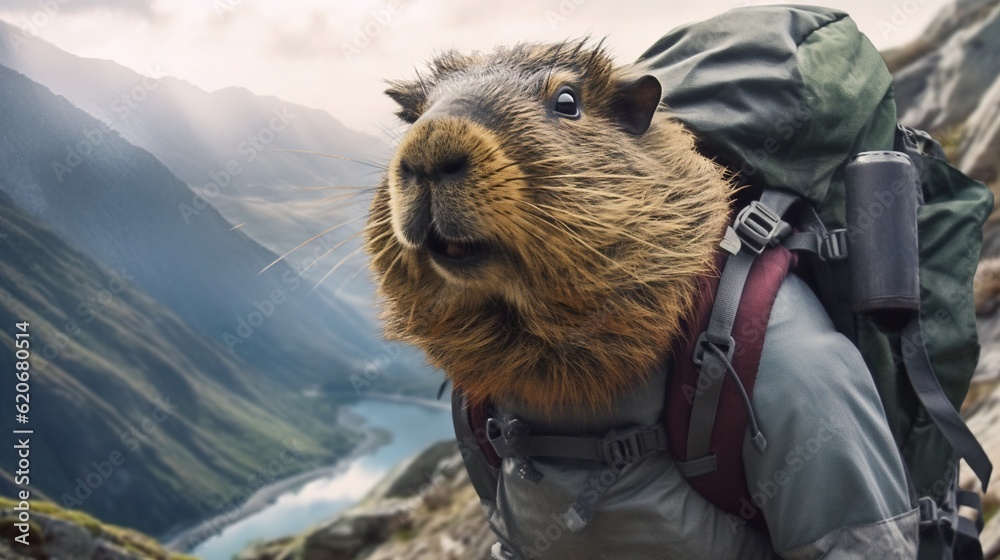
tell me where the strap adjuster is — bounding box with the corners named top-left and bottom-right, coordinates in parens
top-left (485, 416), bottom-right (543, 482)
top-left (734, 201), bottom-right (790, 254)
top-left (820, 229), bottom-right (848, 260)
top-left (918, 496), bottom-right (956, 536)
top-left (692, 332), bottom-right (735, 366)
top-left (918, 496), bottom-right (939, 531)
top-left (600, 426), bottom-right (662, 469)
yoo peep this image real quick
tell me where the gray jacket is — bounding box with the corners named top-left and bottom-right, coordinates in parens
top-left (483, 273), bottom-right (919, 559)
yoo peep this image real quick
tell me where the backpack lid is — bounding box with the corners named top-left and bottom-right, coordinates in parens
top-left (635, 6), bottom-right (896, 218)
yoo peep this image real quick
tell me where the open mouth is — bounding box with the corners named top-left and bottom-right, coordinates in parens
top-left (425, 227), bottom-right (489, 267)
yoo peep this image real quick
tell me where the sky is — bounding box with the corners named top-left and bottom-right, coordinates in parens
top-left (0, 0), bottom-right (950, 138)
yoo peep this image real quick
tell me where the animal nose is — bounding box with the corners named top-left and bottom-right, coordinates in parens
top-left (398, 154), bottom-right (471, 185)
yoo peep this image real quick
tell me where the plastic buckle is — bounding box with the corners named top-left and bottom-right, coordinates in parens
top-left (917, 496), bottom-right (955, 536)
top-left (600, 427), bottom-right (647, 468)
top-left (918, 496), bottom-right (939, 531)
top-left (734, 201), bottom-right (788, 254)
top-left (486, 416), bottom-right (543, 482)
top-left (692, 332), bottom-right (736, 366)
top-left (486, 417), bottom-right (529, 455)
top-left (820, 229), bottom-right (848, 261)
top-left (485, 417), bottom-right (510, 457)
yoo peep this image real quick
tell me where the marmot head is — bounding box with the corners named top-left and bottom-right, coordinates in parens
top-left (365, 39), bottom-right (732, 412)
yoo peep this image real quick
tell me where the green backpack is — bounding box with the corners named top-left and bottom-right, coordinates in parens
top-left (635, 5), bottom-right (994, 559)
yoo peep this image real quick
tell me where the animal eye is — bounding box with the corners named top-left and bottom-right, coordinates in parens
top-left (553, 87), bottom-right (580, 118)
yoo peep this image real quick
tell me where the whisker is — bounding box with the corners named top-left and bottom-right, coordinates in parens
top-left (374, 121), bottom-right (405, 146)
top-left (304, 191), bottom-right (375, 206)
top-left (259, 215), bottom-right (365, 275)
top-left (294, 185), bottom-right (377, 191)
top-left (265, 148), bottom-right (388, 171)
top-left (301, 236), bottom-right (358, 274)
top-left (310, 246), bottom-right (366, 294)
top-left (505, 172), bottom-right (653, 182)
top-left (333, 260), bottom-right (371, 295)
top-left (378, 250), bottom-right (408, 292)
top-left (516, 200), bottom-right (651, 286)
top-left (530, 202), bottom-right (667, 252)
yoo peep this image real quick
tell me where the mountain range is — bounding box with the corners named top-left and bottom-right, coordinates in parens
top-left (0, 19), bottom-right (438, 539)
top-left (0, 18), bottom-right (391, 296)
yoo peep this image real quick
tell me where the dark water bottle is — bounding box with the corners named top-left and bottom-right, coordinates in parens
top-left (844, 151), bottom-right (923, 313)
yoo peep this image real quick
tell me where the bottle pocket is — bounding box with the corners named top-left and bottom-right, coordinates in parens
top-left (845, 151), bottom-right (923, 313)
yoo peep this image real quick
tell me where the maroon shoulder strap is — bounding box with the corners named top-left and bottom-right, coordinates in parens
top-left (665, 246), bottom-right (793, 530)
top-left (467, 398), bottom-right (501, 468)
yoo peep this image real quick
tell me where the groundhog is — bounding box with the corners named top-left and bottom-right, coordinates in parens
top-left (364, 40), bottom-right (731, 412)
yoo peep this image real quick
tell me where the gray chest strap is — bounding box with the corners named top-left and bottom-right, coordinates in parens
top-left (486, 415), bottom-right (669, 532)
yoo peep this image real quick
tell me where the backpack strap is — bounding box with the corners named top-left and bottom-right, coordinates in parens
top-left (666, 191), bottom-right (796, 529)
top-left (893, 125), bottom-right (993, 493)
top-left (901, 318), bottom-right (993, 492)
top-left (684, 191), bottom-right (795, 464)
top-left (452, 391), bottom-right (501, 503)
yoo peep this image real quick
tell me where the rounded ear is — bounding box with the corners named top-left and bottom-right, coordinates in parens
top-left (609, 75), bottom-right (662, 135)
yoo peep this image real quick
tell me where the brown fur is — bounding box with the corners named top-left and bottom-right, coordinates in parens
top-left (364, 40), bottom-right (732, 412)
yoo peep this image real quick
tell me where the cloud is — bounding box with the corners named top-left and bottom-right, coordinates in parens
top-left (0, 0), bottom-right (949, 139)
top-left (266, 10), bottom-right (337, 59)
top-left (0, 0), bottom-right (156, 19)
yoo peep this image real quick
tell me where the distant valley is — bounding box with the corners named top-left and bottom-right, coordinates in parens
top-left (0, 22), bottom-right (438, 538)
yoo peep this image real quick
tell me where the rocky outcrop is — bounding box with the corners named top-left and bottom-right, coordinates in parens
top-left (963, 379), bottom-right (1000, 552)
top-left (970, 258), bottom-right (1000, 558)
top-left (238, 441), bottom-right (494, 560)
top-left (888, 0), bottom-right (1000, 190)
top-left (892, 0), bottom-right (1000, 133)
top-left (883, 0), bottom-right (1000, 74)
top-left (960, 77), bottom-right (1000, 184)
top-left (0, 498), bottom-right (196, 560)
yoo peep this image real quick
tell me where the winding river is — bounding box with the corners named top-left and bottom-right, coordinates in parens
top-left (185, 398), bottom-right (454, 560)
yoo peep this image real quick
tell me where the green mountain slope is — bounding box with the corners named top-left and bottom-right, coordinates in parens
top-left (0, 497), bottom-right (198, 560)
top-left (0, 189), bottom-right (359, 536)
